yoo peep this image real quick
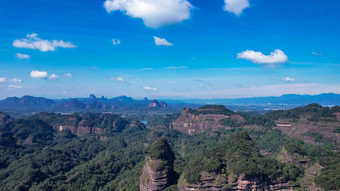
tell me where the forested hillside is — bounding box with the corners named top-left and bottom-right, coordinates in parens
top-left (0, 104), bottom-right (339, 190)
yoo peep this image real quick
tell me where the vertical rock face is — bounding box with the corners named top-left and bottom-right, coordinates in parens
top-left (228, 174), bottom-right (295, 191)
top-left (140, 137), bottom-right (175, 191)
top-left (148, 100), bottom-right (167, 108)
top-left (178, 171), bottom-right (227, 191)
top-left (148, 100), bottom-right (161, 108)
top-left (30, 112), bottom-right (127, 136)
top-left (171, 107), bottom-right (243, 135)
top-left (179, 173), bottom-right (296, 191)
top-left (140, 158), bottom-right (171, 191)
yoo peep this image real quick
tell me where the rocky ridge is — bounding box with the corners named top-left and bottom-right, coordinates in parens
top-left (179, 173), bottom-right (296, 191)
top-left (171, 106), bottom-right (244, 135)
top-left (29, 112), bottom-right (129, 136)
top-left (178, 132), bottom-right (300, 191)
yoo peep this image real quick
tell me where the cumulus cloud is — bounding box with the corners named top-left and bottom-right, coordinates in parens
top-left (143, 86), bottom-right (157, 91)
top-left (165, 66), bottom-right (187, 69)
top-left (154, 36), bottom-right (173, 46)
top-left (224, 0), bottom-right (249, 16)
top-left (9, 78), bottom-right (22, 83)
top-left (30, 70), bottom-right (48, 79)
top-left (112, 39), bottom-right (121, 45)
top-left (8, 85), bottom-right (22, 89)
top-left (48, 74), bottom-right (58, 80)
top-left (237, 49), bottom-right (288, 67)
top-left (16, 53), bottom-right (30, 59)
top-left (104, 0), bottom-right (193, 28)
top-left (0, 78), bottom-right (6, 83)
top-left (13, 33), bottom-right (76, 52)
top-left (110, 76), bottom-right (125, 82)
top-left (282, 77), bottom-right (295, 82)
top-left (64, 73), bottom-right (72, 77)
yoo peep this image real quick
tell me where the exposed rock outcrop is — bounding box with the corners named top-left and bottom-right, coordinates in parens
top-left (149, 100), bottom-right (161, 108)
top-left (160, 102), bottom-right (167, 108)
top-left (334, 112), bottom-right (340, 121)
top-left (178, 171), bottom-right (227, 191)
top-left (179, 173), bottom-right (296, 191)
top-left (130, 120), bottom-right (147, 130)
top-left (171, 107), bottom-right (243, 135)
top-left (140, 137), bottom-right (175, 191)
top-left (148, 100), bottom-right (167, 108)
top-left (179, 132), bottom-right (301, 191)
top-left (31, 112), bottom-right (127, 136)
top-left (0, 112), bottom-right (12, 125)
top-left (140, 158), bottom-right (171, 191)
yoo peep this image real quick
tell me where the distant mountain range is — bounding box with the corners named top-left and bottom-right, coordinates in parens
top-left (0, 94), bottom-right (172, 114)
top-left (182, 93), bottom-right (340, 107)
top-left (0, 93), bottom-right (339, 114)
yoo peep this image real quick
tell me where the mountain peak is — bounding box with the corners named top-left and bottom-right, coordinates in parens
top-left (89, 94), bottom-right (96, 100)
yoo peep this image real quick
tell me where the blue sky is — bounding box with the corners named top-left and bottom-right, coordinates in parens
top-left (0, 0), bottom-right (339, 99)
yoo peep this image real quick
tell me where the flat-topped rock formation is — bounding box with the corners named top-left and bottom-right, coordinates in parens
top-left (171, 105), bottom-right (244, 135)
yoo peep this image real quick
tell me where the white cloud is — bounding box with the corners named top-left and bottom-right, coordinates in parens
top-left (112, 39), bottom-right (121, 45)
top-left (154, 36), bottom-right (173, 46)
top-left (143, 86), bottom-right (157, 91)
top-left (16, 53), bottom-right (30, 59)
top-left (30, 70), bottom-right (48, 79)
top-left (9, 78), bottom-right (23, 83)
top-left (13, 33), bottom-right (76, 52)
top-left (224, 0), bottom-right (249, 16)
top-left (104, 0), bottom-right (193, 28)
top-left (165, 66), bottom-right (187, 69)
top-left (27, 33), bottom-right (38, 39)
top-left (64, 73), bottom-right (72, 77)
top-left (237, 49), bottom-right (288, 67)
top-left (312, 51), bottom-right (323, 56)
top-left (48, 74), bottom-right (58, 80)
top-left (139, 68), bottom-right (153, 71)
top-left (282, 77), bottom-right (295, 82)
top-left (111, 76), bottom-right (125, 82)
top-left (8, 85), bottom-right (22, 89)
top-left (0, 78), bottom-right (6, 83)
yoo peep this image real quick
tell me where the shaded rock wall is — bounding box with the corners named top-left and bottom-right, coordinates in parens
top-left (179, 173), bottom-right (296, 191)
top-left (140, 158), bottom-right (170, 191)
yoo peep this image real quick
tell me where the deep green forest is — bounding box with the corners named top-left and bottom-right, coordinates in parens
top-left (0, 104), bottom-right (339, 190)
